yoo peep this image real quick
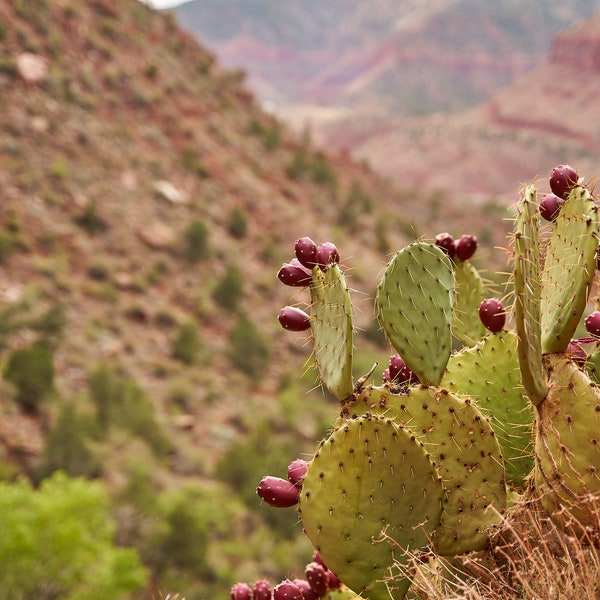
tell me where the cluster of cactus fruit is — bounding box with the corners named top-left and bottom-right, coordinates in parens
top-left (230, 163), bottom-right (600, 599)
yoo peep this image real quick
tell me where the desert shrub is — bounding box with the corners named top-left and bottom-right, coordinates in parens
top-left (0, 231), bottom-right (15, 263)
top-left (172, 321), bottom-right (200, 365)
top-left (248, 118), bottom-right (282, 150)
top-left (184, 218), bottom-right (211, 262)
top-left (228, 312), bottom-right (270, 380)
top-left (74, 202), bottom-right (107, 234)
top-left (3, 341), bottom-right (54, 412)
top-left (0, 472), bottom-right (147, 599)
top-left (36, 403), bottom-right (102, 481)
top-left (227, 207), bottom-right (248, 239)
top-left (338, 181), bottom-right (373, 231)
top-left (212, 266), bottom-right (244, 311)
top-left (88, 365), bottom-right (173, 456)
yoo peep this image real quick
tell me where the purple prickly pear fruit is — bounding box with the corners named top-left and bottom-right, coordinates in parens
top-left (277, 260), bottom-right (312, 287)
top-left (231, 583), bottom-right (252, 600)
top-left (287, 458), bottom-right (308, 487)
top-left (278, 306), bottom-right (311, 332)
top-left (292, 579), bottom-right (319, 600)
top-left (382, 368), bottom-right (391, 383)
top-left (312, 550), bottom-right (328, 571)
top-left (549, 164), bottom-right (579, 199)
top-left (388, 354), bottom-right (416, 385)
top-left (478, 298), bottom-right (506, 333)
top-left (305, 562), bottom-right (329, 596)
top-left (326, 570), bottom-right (342, 590)
top-left (434, 232), bottom-right (456, 259)
top-left (256, 476), bottom-right (300, 508)
top-left (585, 310), bottom-right (600, 337)
top-left (273, 580), bottom-right (304, 600)
top-left (538, 193), bottom-right (564, 222)
top-left (294, 237), bottom-right (318, 269)
top-left (253, 580), bottom-right (272, 600)
top-left (454, 234), bottom-right (478, 261)
top-left (316, 242), bottom-right (340, 269)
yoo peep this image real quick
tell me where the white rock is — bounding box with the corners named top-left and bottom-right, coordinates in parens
top-left (16, 53), bottom-right (48, 84)
top-left (153, 180), bottom-right (188, 204)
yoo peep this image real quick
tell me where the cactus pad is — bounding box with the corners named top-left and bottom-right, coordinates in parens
top-left (452, 260), bottom-right (486, 346)
top-left (513, 185), bottom-right (547, 406)
top-left (299, 415), bottom-right (444, 599)
top-left (345, 386), bottom-right (507, 555)
top-left (441, 331), bottom-right (534, 487)
top-left (376, 243), bottom-right (454, 386)
top-left (540, 185), bottom-right (599, 354)
top-left (310, 264), bottom-right (354, 400)
top-left (535, 353), bottom-right (600, 530)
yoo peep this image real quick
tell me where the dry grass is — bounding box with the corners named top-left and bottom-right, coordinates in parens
top-left (406, 493), bottom-right (600, 600)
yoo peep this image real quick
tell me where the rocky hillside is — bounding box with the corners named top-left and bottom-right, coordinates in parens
top-left (174, 0), bottom-right (597, 117)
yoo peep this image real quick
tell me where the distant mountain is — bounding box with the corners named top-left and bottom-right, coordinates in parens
top-left (174, 0), bottom-right (597, 116)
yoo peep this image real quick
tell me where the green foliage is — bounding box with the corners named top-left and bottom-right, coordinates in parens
top-left (228, 312), bottom-right (271, 380)
top-left (0, 472), bottom-right (147, 599)
top-left (338, 181), bottom-right (373, 231)
top-left (184, 218), bottom-right (211, 262)
top-left (172, 321), bottom-right (201, 365)
top-left (37, 403), bottom-right (102, 481)
top-left (74, 203), bottom-right (107, 234)
top-left (3, 341), bottom-right (54, 412)
top-left (212, 266), bottom-right (244, 311)
top-left (88, 365), bottom-right (173, 456)
top-left (248, 117), bottom-right (282, 150)
top-left (227, 206), bottom-right (248, 239)
top-left (286, 147), bottom-right (337, 189)
top-left (0, 231), bottom-right (16, 263)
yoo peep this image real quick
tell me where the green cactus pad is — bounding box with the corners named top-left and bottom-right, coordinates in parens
top-left (325, 589), bottom-right (364, 600)
top-left (585, 343), bottom-right (600, 383)
top-left (310, 264), bottom-right (354, 400)
top-left (376, 243), bottom-right (454, 386)
top-left (513, 185), bottom-right (547, 406)
top-left (345, 386), bottom-right (507, 555)
top-left (535, 353), bottom-right (600, 531)
top-left (300, 415), bottom-right (444, 600)
top-left (452, 260), bottom-right (486, 346)
top-left (540, 185), bottom-right (599, 354)
top-left (441, 331), bottom-right (534, 487)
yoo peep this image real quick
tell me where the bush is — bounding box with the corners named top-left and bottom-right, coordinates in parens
top-left (227, 207), bottom-right (248, 239)
top-left (228, 312), bottom-right (271, 380)
top-left (172, 321), bottom-right (200, 365)
top-left (0, 231), bottom-right (15, 263)
top-left (0, 472), bottom-right (147, 598)
top-left (3, 342), bottom-right (54, 412)
top-left (212, 266), bottom-right (244, 311)
top-left (184, 218), bottom-right (211, 262)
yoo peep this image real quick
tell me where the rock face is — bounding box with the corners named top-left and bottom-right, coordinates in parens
top-left (550, 13), bottom-right (600, 71)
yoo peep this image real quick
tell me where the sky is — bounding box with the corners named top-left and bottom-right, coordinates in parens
top-left (139, 0), bottom-right (186, 9)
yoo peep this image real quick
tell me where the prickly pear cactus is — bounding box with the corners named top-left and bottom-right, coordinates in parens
top-left (300, 414), bottom-right (444, 599)
top-left (376, 242), bottom-right (454, 386)
top-left (452, 260), bottom-right (486, 347)
top-left (310, 263), bottom-right (354, 400)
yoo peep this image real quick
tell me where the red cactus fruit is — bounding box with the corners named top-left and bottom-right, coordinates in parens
top-left (539, 193), bottom-right (565, 222)
top-left (295, 237), bottom-right (318, 269)
top-left (549, 164), bottom-right (579, 199)
top-left (277, 259), bottom-right (312, 287)
top-left (478, 298), bottom-right (506, 333)
top-left (305, 561), bottom-right (329, 596)
top-left (316, 242), bottom-right (340, 269)
top-left (256, 476), bottom-right (300, 508)
top-left (326, 570), bottom-right (342, 590)
top-left (278, 306), bottom-right (311, 332)
top-left (252, 580), bottom-right (272, 600)
top-left (231, 582), bottom-right (252, 600)
top-left (312, 550), bottom-right (328, 570)
top-left (454, 234), bottom-right (478, 261)
top-left (273, 580), bottom-right (304, 600)
top-left (434, 232), bottom-right (456, 259)
top-left (388, 354), bottom-right (416, 385)
top-left (382, 368), bottom-right (391, 383)
top-left (287, 458), bottom-right (308, 487)
top-left (292, 579), bottom-right (319, 600)
top-left (585, 311), bottom-right (600, 337)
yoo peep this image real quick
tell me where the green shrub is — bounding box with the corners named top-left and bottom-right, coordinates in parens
top-left (74, 203), bottom-right (107, 234)
top-left (3, 342), bottom-right (54, 412)
top-left (228, 312), bottom-right (271, 380)
top-left (339, 181), bottom-right (373, 231)
top-left (227, 207), bottom-right (248, 239)
top-left (184, 218), bottom-right (211, 262)
top-left (212, 266), bottom-right (244, 311)
top-left (0, 231), bottom-right (15, 263)
top-left (0, 472), bottom-right (147, 599)
top-left (172, 321), bottom-right (200, 365)
top-left (37, 403), bottom-right (102, 481)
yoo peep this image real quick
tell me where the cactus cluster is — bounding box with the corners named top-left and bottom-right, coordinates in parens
top-left (230, 163), bottom-right (600, 599)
